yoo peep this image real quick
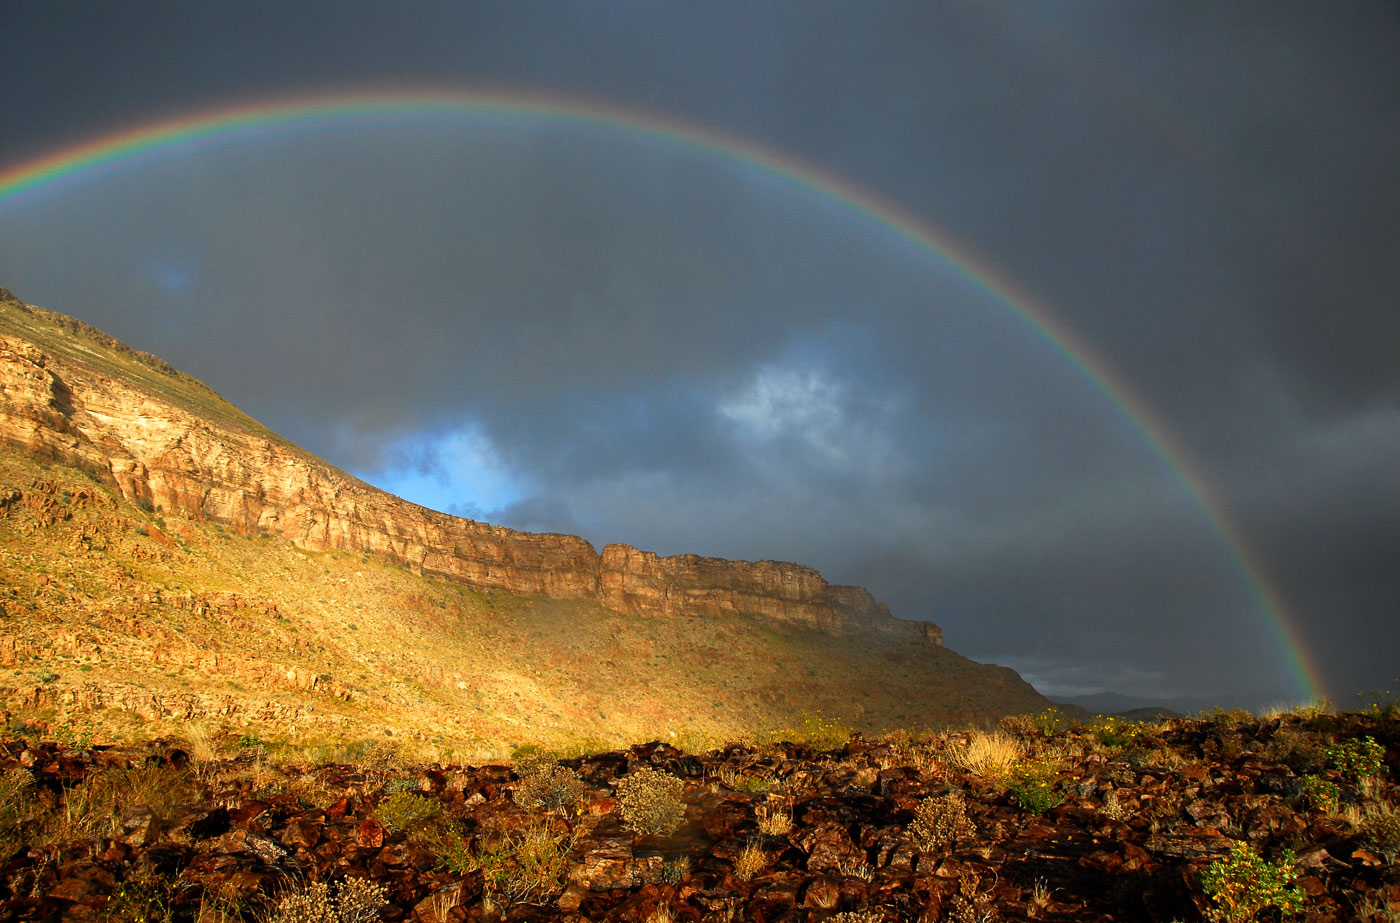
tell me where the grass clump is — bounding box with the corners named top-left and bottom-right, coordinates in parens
top-left (1198, 841), bottom-right (1305, 923)
top-left (952, 730), bottom-right (1021, 780)
top-left (908, 791), bottom-right (976, 851)
top-left (733, 839), bottom-right (767, 880)
top-left (617, 767), bottom-right (686, 837)
top-left (0, 768), bottom-right (35, 859)
top-left (1358, 804), bottom-right (1400, 860)
top-left (45, 763), bottom-right (190, 845)
top-left (373, 790), bottom-right (439, 833)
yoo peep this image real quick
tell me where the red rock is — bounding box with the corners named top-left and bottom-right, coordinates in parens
top-left (800, 877), bottom-right (842, 908)
top-left (357, 818), bottom-right (385, 848)
top-left (557, 883), bottom-right (588, 913)
top-left (229, 801), bottom-right (269, 829)
top-left (47, 876), bottom-right (98, 902)
top-left (413, 881), bottom-right (470, 923)
top-left (1352, 848), bottom-right (1382, 868)
top-left (568, 836), bottom-right (665, 891)
top-left (281, 819), bottom-right (320, 850)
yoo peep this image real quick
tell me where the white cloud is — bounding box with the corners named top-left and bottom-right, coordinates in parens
top-left (718, 365), bottom-right (905, 476)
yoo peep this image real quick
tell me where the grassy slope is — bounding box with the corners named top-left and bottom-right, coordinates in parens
top-left (0, 451), bottom-right (1041, 761)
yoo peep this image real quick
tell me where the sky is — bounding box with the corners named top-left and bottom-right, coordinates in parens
top-left (0, 2), bottom-right (1396, 711)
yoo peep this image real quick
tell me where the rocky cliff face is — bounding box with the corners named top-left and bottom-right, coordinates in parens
top-left (0, 294), bottom-right (941, 644)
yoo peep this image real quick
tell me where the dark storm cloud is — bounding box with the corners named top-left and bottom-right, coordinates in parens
top-left (1, 2), bottom-right (1396, 708)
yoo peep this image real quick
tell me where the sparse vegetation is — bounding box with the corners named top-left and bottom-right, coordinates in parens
top-left (0, 705), bottom-right (1394, 921)
top-left (373, 789), bottom-right (440, 832)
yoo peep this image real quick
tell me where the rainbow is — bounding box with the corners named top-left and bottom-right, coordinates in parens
top-left (0, 88), bottom-right (1328, 703)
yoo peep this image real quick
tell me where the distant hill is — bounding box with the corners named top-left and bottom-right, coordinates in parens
top-left (1054, 691), bottom-right (1205, 718)
top-left (0, 288), bottom-right (1050, 757)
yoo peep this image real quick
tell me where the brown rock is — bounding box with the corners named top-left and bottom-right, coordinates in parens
top-left (357, 818), bottom-right (385, 848)
top-left (413, 881), bottom-right (471, 923)
top-left (568, 835), bottom-right (665, 891)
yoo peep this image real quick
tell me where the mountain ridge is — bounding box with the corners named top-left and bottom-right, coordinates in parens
top-left (0, 286), bottom-right (1046, 754)
top-left (0, 289), bottom-right (936, 643)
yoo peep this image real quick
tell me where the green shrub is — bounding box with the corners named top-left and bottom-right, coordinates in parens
top-left (1198, 841), bottom-right (1305, 923)
top-left (1300, 774), bottom-right (1340, 812)
top-left (1008, 759), bottom-right (1066, 815)
top-left (1091, 716), bottom-right (1142, 749)
top-left (374, 791), bottom-right (439, 833)
top-left (770, 712), bottom-right (854, 751)
top-left (616, 767), bottom-right (686, 837)
top-left (908, 791), bottom-right (975, 851)
top-left (1326, 736), bottom-right (1385, 780)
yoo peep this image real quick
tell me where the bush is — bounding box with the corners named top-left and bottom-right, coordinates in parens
top-left (374, 791), bottom-right (439, 833)
top-left (445, 821), bottom-right (578, 903)
top-left (1008, 759), bottom-right (1066, 815)
top-left (1198, 841), bottom-right (1305, 923)
top-left (617, 767), bottom-right (686, 837)
top-left (262, 878), bottom-right (388, 923)
top-left (1300, 774), bottom-right (1340, 812)
top-left (1326, 736), bottom-right (1386, 780)
top-left (908, 792), bottom-right (976, 851)
top-left (513, 754), bottom-right (586, 812)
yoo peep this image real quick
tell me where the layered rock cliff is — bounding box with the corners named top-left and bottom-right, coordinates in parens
top-left (0, 292), bottom-right (942, 643)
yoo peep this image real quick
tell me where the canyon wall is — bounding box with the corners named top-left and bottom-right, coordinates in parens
top-left (0, 296), bottom-right (941, 643)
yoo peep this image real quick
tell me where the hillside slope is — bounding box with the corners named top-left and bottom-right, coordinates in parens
top-left (0, 288), bottom-right (1047, 756)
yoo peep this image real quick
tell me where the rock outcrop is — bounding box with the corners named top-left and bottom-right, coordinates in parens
top-left (0, 294), bottom-right (941, 643)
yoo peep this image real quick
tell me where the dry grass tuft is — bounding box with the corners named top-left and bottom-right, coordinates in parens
top-left (952, 731), bottom-right (1022, 779)
top-left (756, 801), bottom-right (792, 836)
top-left (733, 839), bottom-right (767, 880)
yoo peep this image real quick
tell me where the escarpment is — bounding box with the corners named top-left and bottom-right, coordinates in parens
top-left (0, 294), bottom-right (942, 644)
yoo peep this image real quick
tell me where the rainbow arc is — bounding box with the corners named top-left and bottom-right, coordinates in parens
top-left (0, 88), bottom-right (1327, 703)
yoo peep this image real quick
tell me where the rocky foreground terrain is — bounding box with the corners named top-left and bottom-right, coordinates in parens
top-left (1, 708), bottom-right (1397, 923)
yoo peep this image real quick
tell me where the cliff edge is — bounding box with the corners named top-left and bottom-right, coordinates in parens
top-left (0, 291), bottom-right (942, 644)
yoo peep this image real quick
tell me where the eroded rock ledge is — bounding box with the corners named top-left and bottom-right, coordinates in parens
top-left (0, 298), bottom-right (941, 644)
